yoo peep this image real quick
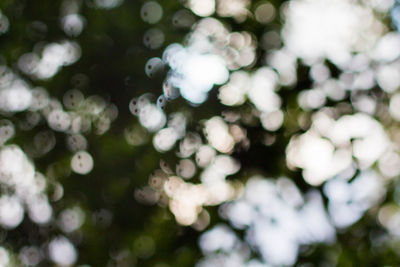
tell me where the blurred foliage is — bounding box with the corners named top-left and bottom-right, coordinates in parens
top-left (0, 0), bottom-right (400, 266)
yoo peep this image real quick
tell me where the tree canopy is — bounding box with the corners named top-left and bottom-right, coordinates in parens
top-left (0, 0), bottom-right (400, 266)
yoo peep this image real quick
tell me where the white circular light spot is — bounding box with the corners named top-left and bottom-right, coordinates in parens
top-left (0, 247), bottom-right (9, 266)
top-left (63, 89), bottom-right (84, 109)
top-left (163, 80), bottom-right (180, 100)
top-left (188, 0), bottom-right (215, 17)
top-left (0, 196), bottom-right (24, 229)
top-left (48, 236), bottom-right (77, 266)
top-left (28, 196), bottom-right (52, 224)
top-left (71, 150), bottom-right (94, 175)
top-left (48, 109), bottom-right (71, 132)
top-left (255, 3), bottom-right (275, 24)
top-left (58, 207), bottom-right (85, 233)
top-left (196, 145), bottom-right (216, 167)
top-left (139, 104), bottom-right (166, 132)
top-left (145, 57), bottom-right (164, 78)
top-left (143, 28), bottom-right (164, 49)
top-left (66, 134), bottom-right (87, 152)
top-left (260, 110), bottom-right (284, 131)
top-left (156, 94), bottom-right (167, 110)
top-left (153, 127), bottom-right (178, 152)
top-left (141, 1), bottom-right (163, 24)
top-left (176, 159), bottom-right (196, 179)
top-left (172, 9), bottom-right (195, 28)
top-left (61, 14), bottom-right (84, 37)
